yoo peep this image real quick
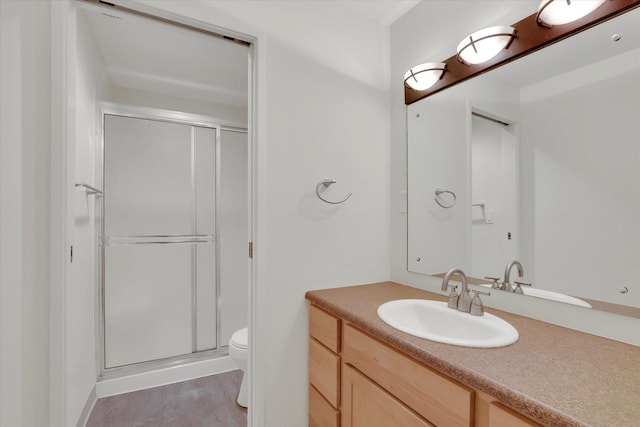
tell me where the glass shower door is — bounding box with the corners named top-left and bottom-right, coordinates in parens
top-left (102, 114), bottom-right (216, 369)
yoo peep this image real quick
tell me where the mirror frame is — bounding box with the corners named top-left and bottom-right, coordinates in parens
top-left (404, 0), bottom-right (640, 105)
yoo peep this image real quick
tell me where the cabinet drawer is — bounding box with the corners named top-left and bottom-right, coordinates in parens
top-left (489, 402), bottom-right (541, 427)
top-left (310, 304), bottom-right (341, 352)
top-left (309, 337), bottom-right (340, 407)
top-left (343, 324), bottom-right (473, 427)
top-left (309, 385), bottom-right (340, 427)
top-left (342, 364), bottom-right (434, 427)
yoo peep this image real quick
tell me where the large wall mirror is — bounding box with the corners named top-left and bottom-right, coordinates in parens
top-left (407, 6), bottom-right (639, 317)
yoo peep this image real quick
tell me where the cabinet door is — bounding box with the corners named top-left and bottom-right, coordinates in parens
top-left (489, 402), bottom-right (541, 427)
top-left (342, 364), bottom-right (434, 427)
top-left (343, 324), bottom-right (473, 426)
top-left (309, 385), bottom-right (340, 427)
top-left (309, 338), bottom-right (340, 407)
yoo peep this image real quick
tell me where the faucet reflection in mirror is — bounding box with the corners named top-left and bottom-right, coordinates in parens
top-left (503, 260), bottom-right (524, 292)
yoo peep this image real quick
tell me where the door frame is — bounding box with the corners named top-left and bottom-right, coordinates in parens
top-left (49, 1), bottom-right (263, 425)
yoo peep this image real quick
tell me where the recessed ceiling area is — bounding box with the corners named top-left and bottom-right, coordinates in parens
top-left (80, 3), bottom-right (249, 109)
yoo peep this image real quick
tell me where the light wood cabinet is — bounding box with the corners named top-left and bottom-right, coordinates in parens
top-left (308, 304), bottom-right (541, 427)
top-left (488, 402), bottom-right (542, 427)
top-left (309, 337), bottom-right (340, 407)
top-left (342, 364), bottom-right (434, 427)
top-left (309, 305), bottom-right (342, 426)
top-left (342, 325), bottom-right (472, 427)
top-left (310, 303), bottom-right (341, 353)
top-left (309, 385), bottom-right (339, 427)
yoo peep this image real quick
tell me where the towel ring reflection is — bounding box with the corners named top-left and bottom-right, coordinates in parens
top-left (434, 188), bottom-right (456, 209)
top-left (316, 179), bottom-right (352, 205)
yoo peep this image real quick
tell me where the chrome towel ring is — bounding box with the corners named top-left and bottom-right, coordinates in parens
top-left (434, 188), bottom-right (456, 208)
top-left (316, 179), bottom-right (352, 205)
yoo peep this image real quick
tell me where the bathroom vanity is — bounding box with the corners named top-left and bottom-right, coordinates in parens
top-left (306, 282), bottom-right (640, 427)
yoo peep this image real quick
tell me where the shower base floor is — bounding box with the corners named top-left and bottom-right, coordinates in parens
top-left (86, 370), bottom-right (246, 426)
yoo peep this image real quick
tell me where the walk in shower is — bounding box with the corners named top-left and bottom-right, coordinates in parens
top-left (99, 106), bottom-right (247, 375)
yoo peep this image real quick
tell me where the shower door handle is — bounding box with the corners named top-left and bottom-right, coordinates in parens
top-left (101, 234), bottom-right (216, 247)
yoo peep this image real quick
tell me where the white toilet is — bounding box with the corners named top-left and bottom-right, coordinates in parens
top-left (229, 327), bottom-right (248, 407)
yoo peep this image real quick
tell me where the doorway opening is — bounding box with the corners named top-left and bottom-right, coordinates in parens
top-left (68, 0), bottom-right (254, 400)
top-left (470, 110), bottom-right (518, 278)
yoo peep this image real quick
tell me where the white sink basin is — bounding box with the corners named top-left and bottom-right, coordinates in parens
top-left (377, 299), bottom-right (518, 348)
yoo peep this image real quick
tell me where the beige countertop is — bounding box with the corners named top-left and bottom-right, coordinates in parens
top-left (305, 281), bottom-right (640, 427)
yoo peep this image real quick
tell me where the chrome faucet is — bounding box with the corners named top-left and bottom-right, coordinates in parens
top-left (441, 268), bottom-right (473, 313)
top-left (503, 260), bottom-right (524, 292)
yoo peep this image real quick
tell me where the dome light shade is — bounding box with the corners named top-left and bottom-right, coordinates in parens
top-left (536, 0), bottom-right (606, 27)
top-left (456, 26), bottom-right (517, 65)
top-left (404, 62), bottom-right (447, 91)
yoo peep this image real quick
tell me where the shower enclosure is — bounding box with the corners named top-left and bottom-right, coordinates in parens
top-left (99, 105), bottom-right (247, 375)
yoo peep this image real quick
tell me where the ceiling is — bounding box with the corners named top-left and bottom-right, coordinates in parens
top-left (80, 3), bottom-right (249, 108)
top-left (333, 0), bottom-right (421, 25)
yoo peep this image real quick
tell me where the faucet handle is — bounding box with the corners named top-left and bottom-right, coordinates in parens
top-left (484, 276), bottom-right (501, 289)
top-left (513, 281), bottom-right (532, 295)
top-left (470, 289), bottom-right (490, 316)
top-left (446, 285), bottom-right (459, 309)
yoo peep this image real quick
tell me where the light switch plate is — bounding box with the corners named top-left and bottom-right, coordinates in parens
top-left (485, 209), bottom-right (495, 224)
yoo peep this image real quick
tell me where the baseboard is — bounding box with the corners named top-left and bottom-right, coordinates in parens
top-left (76, 385), bottom-right (97, 427)
top-left (95, 355), bottom-right (237, 398)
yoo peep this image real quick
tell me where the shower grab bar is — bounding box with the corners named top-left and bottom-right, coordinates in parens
top-left (434, 188), bottom-right (456, 209)
top-left (75, 183), bottom-right (103, 196)
top-left (102, 234), bottom-right (215, 247)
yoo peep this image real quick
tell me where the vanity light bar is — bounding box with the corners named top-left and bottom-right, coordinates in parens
top-left (404, 0), bottom-right (640, 105)
top-left (536, 0), bottom-right (608, 28)
top-left (404, 62), bottom-right (447, 91)
top-left (456, 26), bottom-right (517, 66)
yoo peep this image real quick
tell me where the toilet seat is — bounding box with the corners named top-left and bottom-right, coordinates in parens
top-left (229, 327), bottom-right (249, 408)
top-left (230, 327), bottom-right (248, 350)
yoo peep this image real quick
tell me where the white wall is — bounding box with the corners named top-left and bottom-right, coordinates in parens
top-left (0, 1), bottom-right (51, 426)
top-left (520, 49), bottom-right (640, 307)
top-left (391, 1), bottom-right (640, 346)
top-left (406, 93), bottom-right (470, 275)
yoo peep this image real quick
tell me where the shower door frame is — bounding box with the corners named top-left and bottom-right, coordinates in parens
top-left (97, 102), bottom-right (247, 379)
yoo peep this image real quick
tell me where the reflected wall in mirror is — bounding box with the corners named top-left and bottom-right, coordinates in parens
top-left (407, 6), bottom-right (639, 317)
